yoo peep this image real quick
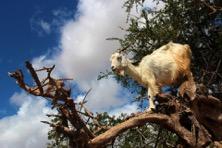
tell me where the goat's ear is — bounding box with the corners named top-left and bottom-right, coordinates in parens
top-left (127, 58), bottom-right (134, 63)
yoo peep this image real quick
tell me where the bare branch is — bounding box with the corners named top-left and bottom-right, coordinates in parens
top-left (25, 61), bottom-right (44, 94)
top-left (41, 121), bottom-right (74, 136)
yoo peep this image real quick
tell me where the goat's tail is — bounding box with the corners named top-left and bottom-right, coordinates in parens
top-left (183, 44), bottom-right (192, 59)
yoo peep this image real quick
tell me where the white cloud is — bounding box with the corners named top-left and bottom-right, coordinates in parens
top-left (30, 15), bottom-right (51, 36)
top-left (0, 92), bottom-right (53, 148)
top-left (76, 78), bottom-right (129, 112)
top-left (52, 8), bottom-right (73, 19)
top-left (10, 91), bottom-right (30, 106)
top-left (109, 103), bottom-right (139, 117)
top-left (40, 20), bottom-right (51, 34)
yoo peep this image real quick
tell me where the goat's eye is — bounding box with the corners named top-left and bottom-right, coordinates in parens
top-left (117, 56), bottom-right (122, 61)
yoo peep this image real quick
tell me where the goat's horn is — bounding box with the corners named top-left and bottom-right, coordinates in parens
top-left (117, 44), bottom-right (131, 53)
top-left (116, 48), bottom-right (121, 53)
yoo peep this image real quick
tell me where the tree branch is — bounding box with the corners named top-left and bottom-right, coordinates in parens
top-left (88, 113), bottom-right (169, 147)
top-left (25, 61), bottom-right (44, 94)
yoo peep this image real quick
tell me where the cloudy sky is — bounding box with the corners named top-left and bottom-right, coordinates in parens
top-left (0, 0), bottom-right (149, 147)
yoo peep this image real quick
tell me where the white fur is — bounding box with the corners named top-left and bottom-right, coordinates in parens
top-left (110, 42), bottom-right (193, 111)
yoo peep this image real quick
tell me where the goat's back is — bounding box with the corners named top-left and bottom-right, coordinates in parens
top-left (167, 42), bottom-right (191, 60)
top-left (139, 42), bottom-right (192, 86)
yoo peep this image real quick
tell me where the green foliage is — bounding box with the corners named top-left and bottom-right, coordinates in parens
top-left (47, 130), bottom-right (68, 148)
top-left (114, 124), bottom-right (178, 148)
top-left (47, 115), bottom-right (69, 148)
top-left (88, 112), bottom-right (126, 135)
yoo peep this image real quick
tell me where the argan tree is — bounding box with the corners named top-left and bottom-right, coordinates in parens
top-left (10, 0), bottom-right (222, 147)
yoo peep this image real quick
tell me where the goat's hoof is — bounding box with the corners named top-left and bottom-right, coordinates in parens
top-left (151, 108), bottom-right (156, 112)
top-left (146, 107), bottom-right (155, 113)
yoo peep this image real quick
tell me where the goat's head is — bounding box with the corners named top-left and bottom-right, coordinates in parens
top-left (110, 52), bottom-right (128, 76)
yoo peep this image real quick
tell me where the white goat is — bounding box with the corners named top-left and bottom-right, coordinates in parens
top-left (110, 42), bottom-right (193, 111)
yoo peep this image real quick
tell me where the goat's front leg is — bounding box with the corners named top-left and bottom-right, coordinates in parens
top-left (147, 86), bottom-right (159, 112)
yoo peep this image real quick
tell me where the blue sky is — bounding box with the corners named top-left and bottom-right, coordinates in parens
top-left (0, 0), bottom-right (77, 117)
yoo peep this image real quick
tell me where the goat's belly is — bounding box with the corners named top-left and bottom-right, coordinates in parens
top-left (155, 70), bottom-right (174, 85)
top-left (152, 64), bottom-right (177, 86)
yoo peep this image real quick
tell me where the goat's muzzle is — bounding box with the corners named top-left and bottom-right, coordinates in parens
top-left (111, 66), bottom-right (116, 71)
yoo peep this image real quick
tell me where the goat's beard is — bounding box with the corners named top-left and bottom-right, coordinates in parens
top-left (116, 68), bottom-right (125, 76)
